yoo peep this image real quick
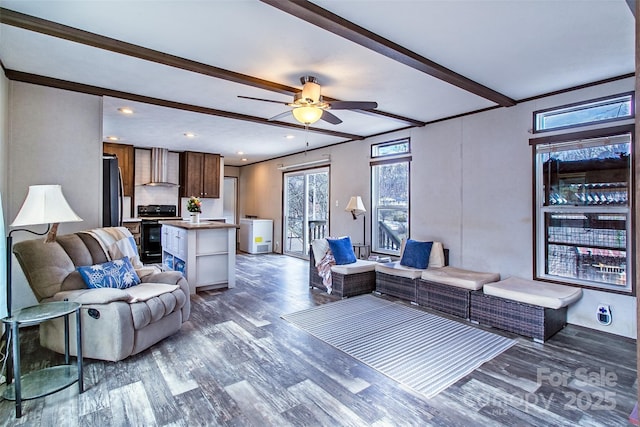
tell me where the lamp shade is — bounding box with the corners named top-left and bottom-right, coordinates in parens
top-left (301, 81), bottom-right (321, 103)
top-left (11, 185), bottom-right (82, 227)
top-left (345, 196), bottom-right (366, 216)
top-left (292, 106), bottom-right (323, 125)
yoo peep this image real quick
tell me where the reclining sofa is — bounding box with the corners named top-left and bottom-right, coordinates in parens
top-left (12, 227), bottom-right (190, 362)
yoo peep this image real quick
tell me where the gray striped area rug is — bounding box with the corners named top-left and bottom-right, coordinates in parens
top-left (282, 294), bottom-right (516, 399)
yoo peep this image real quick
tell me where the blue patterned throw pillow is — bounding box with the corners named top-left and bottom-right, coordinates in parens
top-left (77, 257), bottom-right (141, 289)
top-left (327, 236), bottom-right (357, 265)
top-left (400, 239), bottom-right (433, 269)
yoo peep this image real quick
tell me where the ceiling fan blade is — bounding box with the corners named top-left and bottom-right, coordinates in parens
top-left (268, 110), bottom-right (293, 121)
top-left (321, 110), bottom-right (343, 125)
top-left (328, 101), bottom-right (378, 110)
top-left (238, 95), bottom-right (289, 106)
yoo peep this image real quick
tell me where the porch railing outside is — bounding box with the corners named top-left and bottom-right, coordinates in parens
top-left (377, 221), bottom-right (402, 252)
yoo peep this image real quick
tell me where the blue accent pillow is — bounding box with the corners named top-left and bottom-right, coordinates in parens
top-left (400, 239), bottom-right (433, 269)
top-left (77, 257), bottom-right (141, 289)
top-left (327, 236), bottom-right (357, 265)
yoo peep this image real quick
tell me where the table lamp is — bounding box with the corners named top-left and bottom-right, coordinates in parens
top-left (5, 185), bottom-right (82, 317)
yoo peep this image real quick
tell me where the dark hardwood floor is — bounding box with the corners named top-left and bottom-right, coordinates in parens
top-left (0, 253), bottom-right (636, 426)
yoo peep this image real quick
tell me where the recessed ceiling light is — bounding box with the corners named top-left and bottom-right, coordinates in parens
top-left (184, 132), bottom-right (196, 138)
top-left (106, 136), bottom-right (119, 141)
top-left (241, 158), bottom-right (248, 162)
top-left (237, 151), bottom-right (244, 155)
top-left (285, 135), bottom-right (295, 139)
top-left (117, 107), bottom-right (133, 115)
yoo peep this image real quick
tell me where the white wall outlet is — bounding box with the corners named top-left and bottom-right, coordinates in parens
top-left (596, 304), bottom-right (612, 325)
top-left (336, 200), bottom-right (339, 207)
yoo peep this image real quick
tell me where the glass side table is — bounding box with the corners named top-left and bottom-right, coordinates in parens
top-left (2, 301), bottom-right (83, 418)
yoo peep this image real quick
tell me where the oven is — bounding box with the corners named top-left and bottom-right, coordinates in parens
top-left (137, 205), bottom-right (181, 264)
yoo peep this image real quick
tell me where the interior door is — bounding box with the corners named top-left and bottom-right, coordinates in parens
top-left (223, 176), bottom-right (237, 224)
top-left (283, 167), bottom-right (329, 258)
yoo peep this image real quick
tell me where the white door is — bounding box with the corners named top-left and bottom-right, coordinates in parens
top-left (223, 177), bottom-right (237, 224)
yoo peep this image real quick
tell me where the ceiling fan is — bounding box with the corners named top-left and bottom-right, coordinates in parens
top-left (238, 76), bottom-right (378, 125)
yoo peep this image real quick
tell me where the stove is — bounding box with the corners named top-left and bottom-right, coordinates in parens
top-left (137, 205), bottom-right (181, 263)
top-left (137, 204), bottom-right (180, 219)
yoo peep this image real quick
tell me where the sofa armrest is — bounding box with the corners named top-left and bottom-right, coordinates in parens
top-left (140, 271), bottom-right (191, 321)
top-left (135, 265), bottom-right (162, 279)
top-left (50, 288), bottom-right (132, 304)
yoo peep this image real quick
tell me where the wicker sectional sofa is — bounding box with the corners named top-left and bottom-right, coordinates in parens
top-left (309, 246), bottom-right (377, 298)
top-left (470, 277), bottom-right (583, 342)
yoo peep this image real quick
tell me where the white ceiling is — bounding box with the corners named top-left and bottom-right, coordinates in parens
top-left (0, 1), bottom-right (635, 166)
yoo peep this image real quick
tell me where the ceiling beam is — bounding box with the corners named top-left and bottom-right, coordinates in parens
top-left (261, 0), bottom-right (517, 108)
top-left (4, 69), bottom-right (366, 140)
top-left (0, 7), bottom-right (424, 127)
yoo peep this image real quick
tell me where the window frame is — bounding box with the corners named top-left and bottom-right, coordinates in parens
top-left (532, 91), bottom-right (634, 134)
top-left (371, 138), bottom-right (411, 159)
top-left (371, 138), bottom-right (411, 256)
top-left (530, 124), bottom-right (635, 295)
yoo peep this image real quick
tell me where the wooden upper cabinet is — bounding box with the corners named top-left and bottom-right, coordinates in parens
top-left (202, 152), bottom-right (220, 198)
top-left (103, 142), bottom-right (134, 197)
top-left (180, 151), bottom-right (220, 198)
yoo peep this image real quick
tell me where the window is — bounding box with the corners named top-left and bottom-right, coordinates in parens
top-left (532, 125), bottom-right (633, 293)
top-left (533, 92), bottom-right (633, 133)
top-left (371, 139), bottom-right (411, 255)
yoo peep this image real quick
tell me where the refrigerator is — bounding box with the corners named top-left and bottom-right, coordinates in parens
top-left (239, 219), bottom-right (273, 254)
top-left (103, 155), bottom-right (124, 227)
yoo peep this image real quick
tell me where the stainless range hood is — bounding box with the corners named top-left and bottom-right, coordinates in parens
top-left (144, 147), bottom-right (179, 187)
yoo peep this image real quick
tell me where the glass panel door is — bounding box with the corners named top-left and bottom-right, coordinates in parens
top-left (283, 167), bottom-right (329, 258)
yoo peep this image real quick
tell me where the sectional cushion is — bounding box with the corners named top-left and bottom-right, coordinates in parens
top-left (331, 259), bottom-right (378, 274)
top-left (375, 261), bottom-right (424, 279)
top-left (421, 266), bottom-right (500, 291)
top-left (483, 277), bottom-right (582, 309)
top-left (311, 238), bottom-right (331, 266)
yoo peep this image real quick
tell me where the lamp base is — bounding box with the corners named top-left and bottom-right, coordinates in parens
top-left (44, 223), bottom-right (59, 243)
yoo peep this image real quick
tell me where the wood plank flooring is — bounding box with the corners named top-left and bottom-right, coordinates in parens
top-left (0, 253), bottom-right (636, 426)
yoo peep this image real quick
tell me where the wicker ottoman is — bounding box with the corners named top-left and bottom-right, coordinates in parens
top-left (470, 277), bottom-right (583, 342)
top-left (309, 247), bottom-right (376, 298)
top-left (374, 262), bottom-right (424, 302)
top-left (417, 266), bottom-right (500, 319)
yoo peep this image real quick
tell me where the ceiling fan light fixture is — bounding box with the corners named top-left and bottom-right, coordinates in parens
top-left (292, 106), bottom-right (323, 125)
top-left (301, 81), bottom-right (321, 103)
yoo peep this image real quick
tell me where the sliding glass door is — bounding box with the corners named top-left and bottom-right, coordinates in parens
top-left (283, 167), bottom-right (329, 258)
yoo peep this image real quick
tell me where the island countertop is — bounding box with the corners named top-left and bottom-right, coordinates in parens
top-left (160, 220), bottom-right (239, 230)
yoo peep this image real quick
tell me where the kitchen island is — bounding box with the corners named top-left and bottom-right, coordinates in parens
top-left (160, 220), bottom-right (239, 294)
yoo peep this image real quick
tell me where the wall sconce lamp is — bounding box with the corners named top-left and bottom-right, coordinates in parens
top-left (345, 196), bottom-right (366, 245)
top-left (5, 185), bottom-right (82, 317)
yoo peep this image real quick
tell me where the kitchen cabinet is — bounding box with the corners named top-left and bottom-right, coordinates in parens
top-left (122, 219), bottom-right (141, 251)
top-left (103, 142), bottom-right (135, 197)
top-left (179, 151), bottom-right (220, 198)
top-left (161, 221), bottom-right (237, 294)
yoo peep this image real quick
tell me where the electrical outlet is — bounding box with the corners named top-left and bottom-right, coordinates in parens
top-left (597, 304), bottom-right (612, 325)
top-left (336, 200), bottom-right (339, 207)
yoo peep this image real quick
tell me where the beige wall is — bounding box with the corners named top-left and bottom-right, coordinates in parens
top-left (2, 76), bottom-right (636, 337)
top-left (8, 82), bottom-right (102, 310)
top-left (239, 76), bottom-right (637, 338)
